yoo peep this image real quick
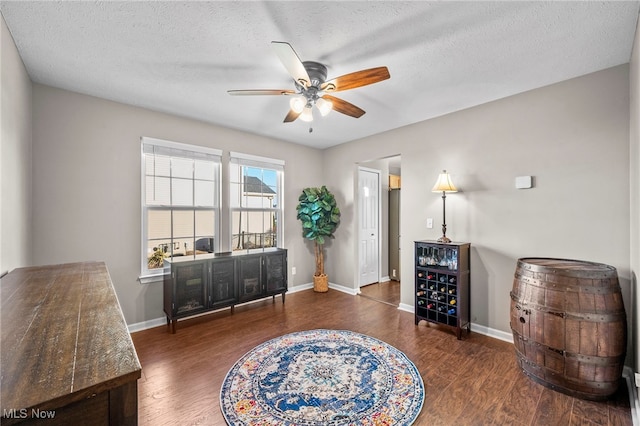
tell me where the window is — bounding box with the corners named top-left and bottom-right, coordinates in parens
top-left (141, 137), bottom-right (221, 279)
top-left (229, 152), bottom-right (284, 251)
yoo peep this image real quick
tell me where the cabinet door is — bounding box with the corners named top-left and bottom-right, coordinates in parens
top-left (210, 259), bottom-right (236, 308)
top-left (264, 251), bottom-right (287, 294)
top-left (173, 262), bottom-right (207, 316)
top-left (237, 255), bottom-right (263, 302)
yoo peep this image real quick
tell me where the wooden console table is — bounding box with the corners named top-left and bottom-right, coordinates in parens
top-left (1, 262), bottom-right (141, 425)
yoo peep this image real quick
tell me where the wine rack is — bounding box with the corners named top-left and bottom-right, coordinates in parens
top-left (414, 240), bottom-right (470, 339)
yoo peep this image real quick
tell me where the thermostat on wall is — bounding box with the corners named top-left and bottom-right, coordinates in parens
top-left (515, 176), bottom-right (532, 189)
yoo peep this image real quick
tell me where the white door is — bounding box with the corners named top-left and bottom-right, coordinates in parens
top-left (358, 168), bottom-right (380, 286)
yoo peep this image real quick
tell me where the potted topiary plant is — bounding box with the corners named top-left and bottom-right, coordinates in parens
top-left (296, 186), bottom-right (341, 292)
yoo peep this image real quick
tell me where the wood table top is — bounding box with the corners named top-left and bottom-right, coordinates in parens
top-left (1, 261), bottom-right (141, 412)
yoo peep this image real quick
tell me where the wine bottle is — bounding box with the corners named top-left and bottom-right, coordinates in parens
top-left (427, 303), bottom-right (434, 309)
top-left (417, 300), bottom-right (425, 306)
top-left (439, 276), bottom-right (446, 283)
top-left (449, 277), bottom-right (456, 284)
top-left (450, 298), bottom-right (456, 305)
top-left (416, 291), bottom-right (425, 296)
top-left (448, 288), bottom-right (456, 294)
top-left (418, 272), bottom-right (424, 278)
top-left (427, 274), bottom-right (434, 280)
top-left (448, 308), bottom-right (456, 315)
top-left (440, 286), bottom-right (446, 292)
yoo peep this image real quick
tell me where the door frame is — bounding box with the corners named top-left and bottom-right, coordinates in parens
top-left (357, 166), bottom-right (381, 288)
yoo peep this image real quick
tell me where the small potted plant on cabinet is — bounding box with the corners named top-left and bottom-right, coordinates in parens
top-left (296, 186), bottom-right (341, 292)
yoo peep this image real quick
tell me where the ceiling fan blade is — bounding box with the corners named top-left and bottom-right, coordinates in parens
top-left (321, 66), bottom-right (390, 92)
top-left (271, 41), bottom-right (311, 88)
top-left (283, 109), bottom-right (301, 123)
top-left (228, 89), bottom-right (295, 96)
top-left (322, 95), bottom-right (365, 118)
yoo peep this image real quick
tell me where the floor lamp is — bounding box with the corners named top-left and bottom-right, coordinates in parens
top-left (432, 170), bottom-right (458, 243)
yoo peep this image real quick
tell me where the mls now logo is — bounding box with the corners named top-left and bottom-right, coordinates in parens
top-left (3, 409), bottom-right (28, 419)
top-left (3, 408), bottom-right (56, 419)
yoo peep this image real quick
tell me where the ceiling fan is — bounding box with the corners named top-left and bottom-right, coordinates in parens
top-left (228, 41), bottom-right (390, 123)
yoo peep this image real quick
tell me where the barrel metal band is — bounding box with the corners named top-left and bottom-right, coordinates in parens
top-left (513, 332), bottom-right (626, 365)
top-left (510, 292), bottom-right (626, 322)
top-left (513, 272), bottom-right (620, 294)
top-left (516, 259), bottom-right (617, 280)
top-left (516, 355), bottom-right (618, 390)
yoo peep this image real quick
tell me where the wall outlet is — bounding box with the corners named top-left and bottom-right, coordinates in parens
top-left (427, 218), bottom-right (433, 229)
top-left (292, 266), bottom-right (296, 276)
top-left (635, 372), bottom-right (640, 387)
top-left (392, 269), bottom-right (396, 277)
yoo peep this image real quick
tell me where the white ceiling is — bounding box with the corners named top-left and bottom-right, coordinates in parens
top-left (2, 1), bottom-right (639, 149)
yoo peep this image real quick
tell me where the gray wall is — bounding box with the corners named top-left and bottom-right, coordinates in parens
top-left (31, 84), bottom-right (324, 325)
top-left (0, 14), bottom-right (32, 275)
top-left (630, 16), bottom-right (640, 373)
top-left (323, 65), bottom-right (631, 339)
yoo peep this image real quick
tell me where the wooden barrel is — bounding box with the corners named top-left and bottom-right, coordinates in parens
top-left (510, 258), bottom-right (627, 400)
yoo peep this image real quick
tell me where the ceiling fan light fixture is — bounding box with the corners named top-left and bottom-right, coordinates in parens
top-left (300, 106), bottom-right (314, 122)
top-left (289, 96), bottom-right (306, 113)
top-left (228, 42), bottom-right (390, 126)
top-left (316, 97), bottom-right (333, 116)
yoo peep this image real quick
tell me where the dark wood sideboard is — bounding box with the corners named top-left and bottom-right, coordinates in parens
top-left (1, 262), bottom-right (141, 425)
top-left (163, 248), bottom-right (287, 333)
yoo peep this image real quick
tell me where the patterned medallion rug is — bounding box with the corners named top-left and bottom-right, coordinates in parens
top-left (220, 329), bottom-right (424, 425)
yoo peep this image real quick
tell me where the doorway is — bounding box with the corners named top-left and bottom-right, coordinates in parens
top-left (358, 167), bottom-right (380, 287)
top-left (357, 156), bottom-right (401, 306)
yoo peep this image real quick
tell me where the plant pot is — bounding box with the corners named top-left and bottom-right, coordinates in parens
top-left (313, 274), bottom-right (328, 293)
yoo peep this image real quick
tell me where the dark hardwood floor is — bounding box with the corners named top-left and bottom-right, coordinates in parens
top-left (131, 289), bottom-right (632, 426)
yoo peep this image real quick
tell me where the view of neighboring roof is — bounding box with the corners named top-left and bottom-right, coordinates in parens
top-left (244, 176), bottom-right (275, 194)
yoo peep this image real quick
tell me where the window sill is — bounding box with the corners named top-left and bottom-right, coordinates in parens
top-left (138, 273), bottom-right (167, 285)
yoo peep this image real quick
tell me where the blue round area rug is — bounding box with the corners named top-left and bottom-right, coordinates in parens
top-left (220, 329), bottom-right (424, 425)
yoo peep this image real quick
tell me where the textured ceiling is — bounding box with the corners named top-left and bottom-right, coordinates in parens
top-left (1, 1), bottom-right (639, 149)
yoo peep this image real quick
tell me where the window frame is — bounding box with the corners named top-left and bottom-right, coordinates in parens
top-left (229, 151), bottom-right (284, 252)
top-left (140, 137), bottom-right (222, 283)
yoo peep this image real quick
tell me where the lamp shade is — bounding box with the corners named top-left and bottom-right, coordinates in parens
top-left (289, 96), bottom-right (306, 113)
top-left (432, 170), bottom-right (458, 193)
top-left (299, 106), bottom-right (314, 122)
top-left (316, 97), bottom-right (333, 116)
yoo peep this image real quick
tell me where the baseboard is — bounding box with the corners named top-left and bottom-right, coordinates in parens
top-left (288, 282), bottom-right (357, 295)
top-left (328, 282), bottom-right (359, 295)
top-left (397, 303), bottom-right (515, 343)
top-left (398, 303), bottom-right (413, 313)
top-left (294, 282), bottom-right (358, 295)
top-left (287, 283), bottom-right (314, 293)
top-left (128, 317), bottom-right (166, 333)
top-left (470, 323), bottom-right (514, 343)
top-left (623, 366), bottom-right (639, 426)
